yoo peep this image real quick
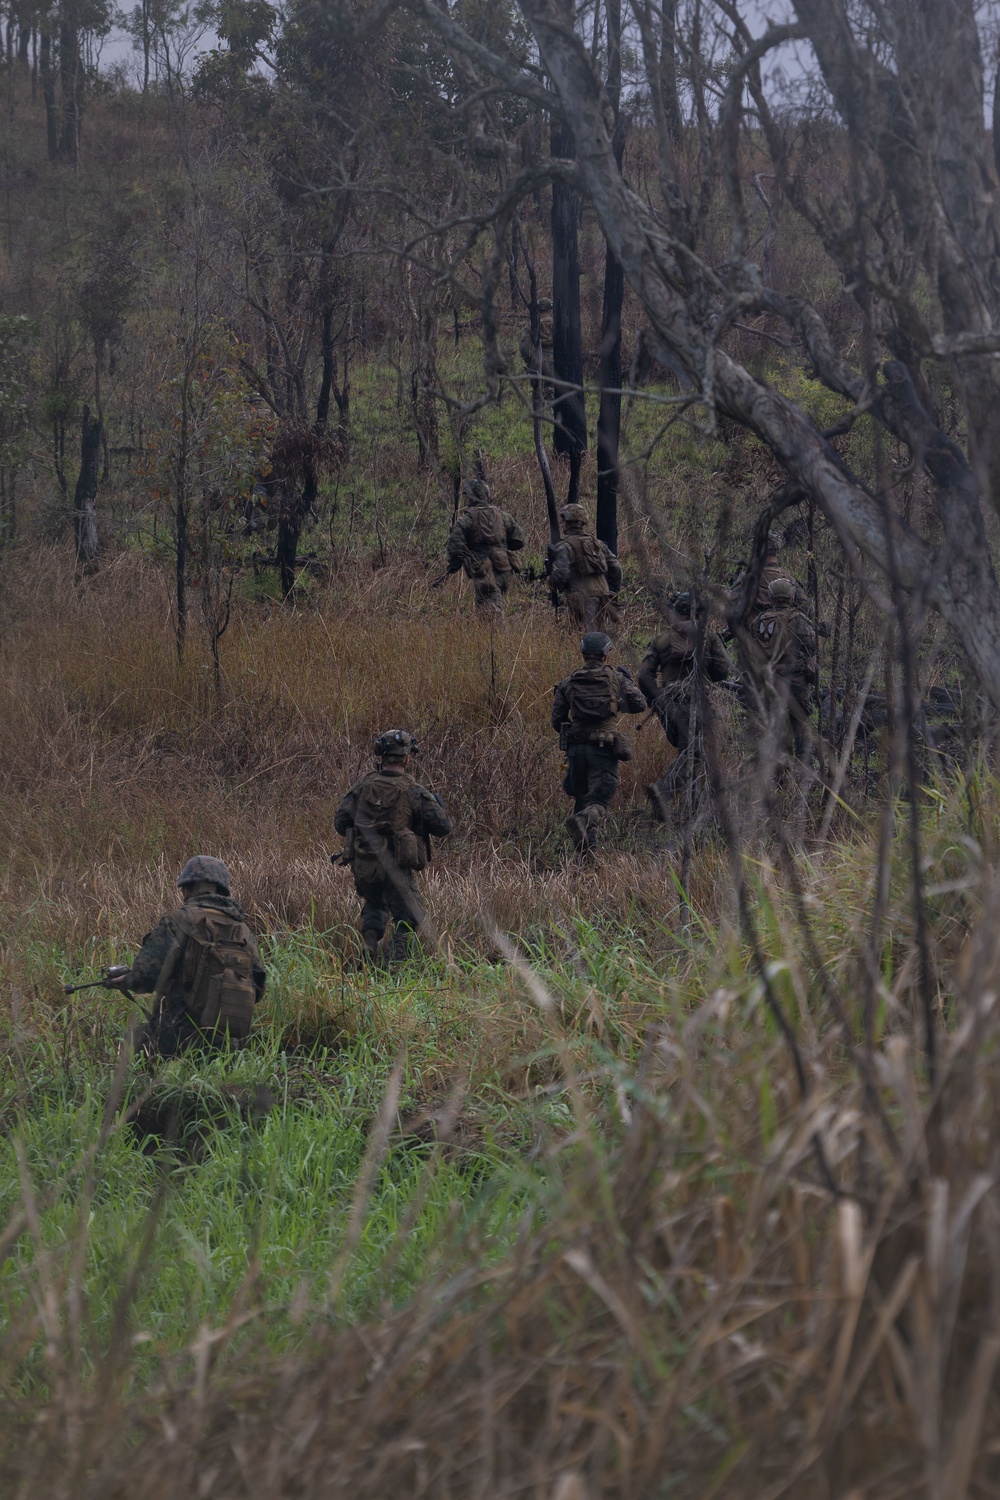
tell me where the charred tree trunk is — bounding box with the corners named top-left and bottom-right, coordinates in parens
top-left (73, 404), bottom-right (100, 565)
top-left (596, 0), bottom-right (625, 554)
top-left (549, 0), bottom-right (587, 500)
top-left (39, 29), bottom-right (57, 162)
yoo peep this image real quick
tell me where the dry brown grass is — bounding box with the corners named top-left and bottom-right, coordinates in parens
top-left (0, 545), bottom-right (718, 987)
top-left (5, 543), bottom-right (998, 1499)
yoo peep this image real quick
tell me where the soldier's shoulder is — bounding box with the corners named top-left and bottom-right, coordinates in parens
top-left (644, 630), bottom-right (672, 655)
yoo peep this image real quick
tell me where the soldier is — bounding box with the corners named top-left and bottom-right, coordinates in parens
top-left (445, 479), bottom-right (525, 612)
top-left (549, 503), bottom-right (623, 631)
top-left (107, 855), bottom-right (265, 1058)
top-left (552, 632), bottom-right (645, 857)
top-left (333, 729), bottom-right (453, 962)
top-left (638, 593), bottom-right (731, 817)
top-left (518, 297), bottom-right (555, 400)
top-left (730, 529), bottom-right (808, 625)
top-left (747, 576), bottom-right (818, 759)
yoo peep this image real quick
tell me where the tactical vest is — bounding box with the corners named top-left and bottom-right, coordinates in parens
top-left (353, 772), bottom-right (427, 878)
top-left (567, 664), bottom-right (620, 723)
top-left (756, 609), bottom-right (814, 671)
top-left (466, 504), bottom-right (506, 551)
top-left (564, 533), bottom-right (608, 578)
top-left (168, 905), bottom-right (257, 1041)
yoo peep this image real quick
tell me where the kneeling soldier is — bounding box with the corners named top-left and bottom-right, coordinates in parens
top-left (552, 632), bottom-right (645, 857)
top-left (109, 855), bottom-right (266, 1057)
top-left (334, 730), bottom-right (453, 962)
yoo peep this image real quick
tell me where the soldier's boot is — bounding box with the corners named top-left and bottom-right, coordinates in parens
top-left (361, 928), bottom-right (382, 964)
top-left (565, 811), bottom-right (589, 855)
top-left (386, 923), bottom-right (419, 963)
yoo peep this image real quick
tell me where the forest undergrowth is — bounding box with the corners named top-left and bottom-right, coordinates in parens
top-left (0, 546), bottom-right (999, 1497)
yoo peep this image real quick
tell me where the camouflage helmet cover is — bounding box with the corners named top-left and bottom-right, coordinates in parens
top-left (536, 297), bottom-right (553, 312)
top-left (559, 503), bottom-right (589, 532)
top-left (463, 478), bottom-right (491, 505)
top-left (672, 591), bottom-right (692, 618)
top-left (374, 728), bottom-right (419, 761)
top-left (177, 855), bottom-right (232, 895)
top-left (580, 631), bottom-right (613, 658)
top-left (767, 577), bottom-right (797, 606)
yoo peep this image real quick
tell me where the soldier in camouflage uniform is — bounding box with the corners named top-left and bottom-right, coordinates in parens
top-left (746, 577), bottom-right (818, 760)
top-left (549, 504), bottom-right (623, 632)
top-left (518, 297), bottom-right (555, 402)
top-left (334, 730), bottom-right (453, 962)
top-left (638, 593), bottom-right (731, 818)
top-left (108, 855), bottom-right (266, 1058)
top-left (730, 529), bottom-right (808, 625)
top-left (445, 479), bottom-right (525, 612)
top-left (552, 632), bottom-right (645, 857)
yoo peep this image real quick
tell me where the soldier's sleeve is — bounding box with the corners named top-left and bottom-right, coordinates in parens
top-left (604, 547), bottom-right (623, 593)
top-left (552, 678), bottom-right (570, 729)
top-left (704, 633), bottom-right (732, 682)
top-left (619, 675), bottom-right (647, 715)
top-left (637, 645), bottom-right (661, 704)
top-left (505, 514), bottom-right (525, 551)
top-left (122, 915), bottom-right (180, 994)
top-left (446, 515), bottom-right (469, 567)
top-left (333, 783), bottom-right (360, 836)
top-left (414, 785), bottom-right (453, 838)
top-left (550, 543), bottom-right (571, 589)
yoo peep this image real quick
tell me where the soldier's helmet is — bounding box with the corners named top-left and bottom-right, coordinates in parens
top-left (177, 855), bottom-right (231, 895)
top-left (374, 728), bottom-right (419, 762)
top-left (580, 631), bottom-right (612, 658)
top-left (560, 503), bottom-right (589, 532)
top-left (672, 591), bottom-right (692, 618)
top-left (766, 528), bottom-right (783, 556)
top-left (768, 577), bottom-right (797, 606)
top-left (537, 297), bottom-right (553, 312)
top-left (463, 478), bottom-right (491, 506)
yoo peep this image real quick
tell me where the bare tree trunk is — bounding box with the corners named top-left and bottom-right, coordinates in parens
top-left (73, 404), bottom-right (100, 565)
top-left (549, 0), bottom-right (586, 488)
top-left (596, 0), bottom-right (625, 554)
top-left (39, 29), bottom-right (57, 162)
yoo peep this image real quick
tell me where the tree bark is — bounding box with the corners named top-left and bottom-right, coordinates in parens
top-left (39, 29), bottom-right (57, 162)
top-left (549, 0), bottom-right (586, 479)
top-left (73, 404), bottom-right (100, 565)
top-left (595, 0), bottom-right (624, 554)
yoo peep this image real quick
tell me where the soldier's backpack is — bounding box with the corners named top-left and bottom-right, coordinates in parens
top-left (168, 904), bottom-right (258, 1041)
top-left (568, 664), bottom-right (620, 723)
top-left (565, 533), bottom-right (608, 578)
top-left (353, 772), bottom-right (427, 878)
top-left (466, 504), bottom-right (507, 550)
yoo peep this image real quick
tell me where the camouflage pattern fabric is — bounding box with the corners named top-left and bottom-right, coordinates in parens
top-left (446, 504), bottom-right (525, 612)
top-left (549, 528), bottom-right (623, 632)
top-left (334, 767), bottom-right (452, 958)
top-left (123, 893), bottom-right (266, 1058)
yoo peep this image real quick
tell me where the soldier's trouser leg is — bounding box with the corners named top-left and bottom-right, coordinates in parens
top-left (787, 681), bottom-right (814, 761)
top-left (355, 876), bottom-right (391, 957)
top-left (563, 744), bottom-right (619, 853)
top-left (473, 563), bottom-right (503, 613)
top-left (565, 591), bottom-right (589, 630)
top-left (384, 872), bottom-right (427, 960)
top-left (595, 593), bottom-right (621, 634)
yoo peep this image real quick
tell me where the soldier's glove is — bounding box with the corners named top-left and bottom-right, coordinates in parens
top-left (103, 964), bottom-right (131, 990)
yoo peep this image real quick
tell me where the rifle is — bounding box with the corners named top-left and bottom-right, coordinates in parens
top-left (430, 569), bottom-right (453, 589)
top-left (63, 964), bottom-right (132, 996)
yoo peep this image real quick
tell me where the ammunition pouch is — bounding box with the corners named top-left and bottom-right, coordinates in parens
top-left (394, 829), bottom-right (427, 872)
